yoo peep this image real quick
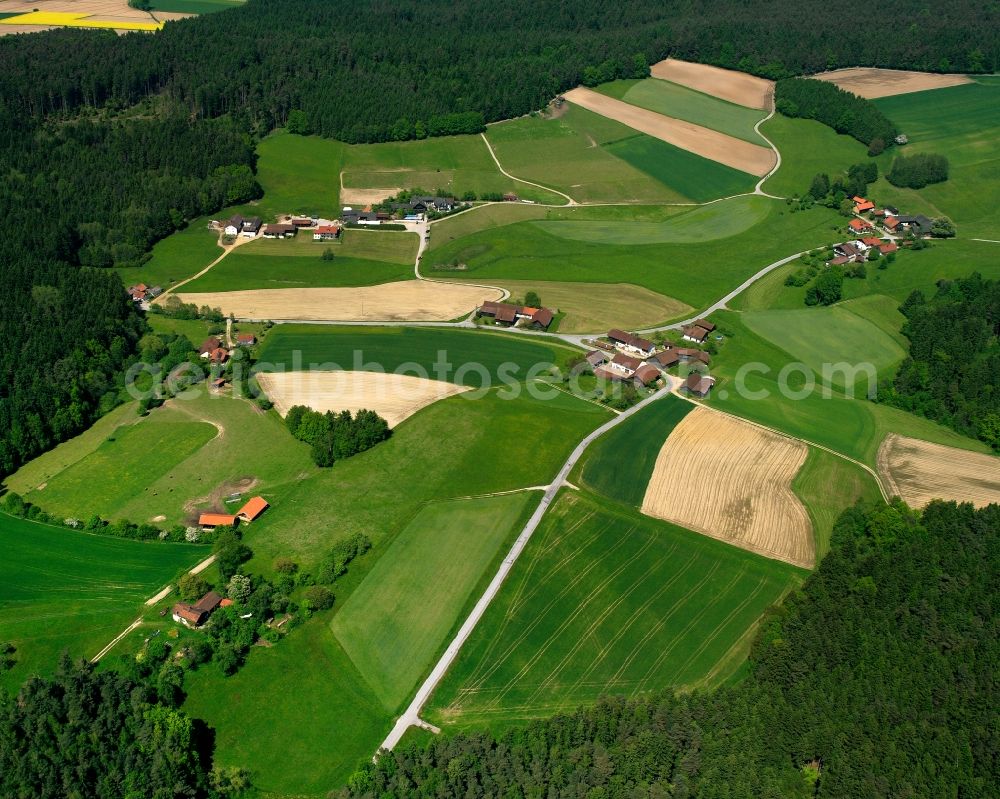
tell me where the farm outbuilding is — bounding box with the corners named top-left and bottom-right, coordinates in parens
top-left (237, 496), bottom-right (269, 522)
top-left (199, 512), bottom-right (238, 530)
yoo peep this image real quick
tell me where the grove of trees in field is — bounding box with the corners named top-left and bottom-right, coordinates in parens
top-left (883, 274), bottom-right (1000, 449)
top-left (342, 499), bottom-right (999, 798)
top-left (775, 78), bottom-right (898, 147)
top-left (887, 152), bottom-right (951, 188)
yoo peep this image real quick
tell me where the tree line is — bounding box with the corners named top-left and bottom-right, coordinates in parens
top-left (342, 499), bottom-right (999, 798)
top-left (775, 77), bottom-right (898, 150)
top-left (882, 273), bottom-right (1000, 449)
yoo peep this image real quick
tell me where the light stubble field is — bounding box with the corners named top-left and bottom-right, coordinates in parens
top-left (650, 58), bottom-right (774, 109)
top-left (178, 279), bottom-right (501, 321)
top-left (813, 67), bottom-right (972, 98)
top-left (878, 434), bottom-right (1000, 508)
top-left (257, 371), bottom-right (471, 427)
top-left (641, 407), bottom-right (814, 568)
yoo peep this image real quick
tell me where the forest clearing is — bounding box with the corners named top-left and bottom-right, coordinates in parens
top-left (177, 280), bottom-right (502, 321)
top-left (877, 433), bottom-right (1000, 508)
top-left (649, 58), bottom-right (774, 109)
top-left (641, 407), bottom-right (814, 567)
top-left (562, 87), bottom-right (776, 175)
top-left (257, 371), bottom-right (471, 426)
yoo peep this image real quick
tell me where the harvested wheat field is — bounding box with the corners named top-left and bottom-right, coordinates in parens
top-left (650, 58), bottom-right (774, 110)
top-left (877, 434), bottom-right (1000, 508)
top-left (641, 407), bottom-right (813, 567)
top-left (257, 371), bottom-right (470, 427)
top-left (0, 0), bottom-right (190, 33)
top-left (340, 187), bottom-right (402, 206)
top-left (563, 87), bottom-right (776, 176)
top-left (813, 68), bottom-right (971, 99)
top-left (177, 280), bottom-right (502, 321)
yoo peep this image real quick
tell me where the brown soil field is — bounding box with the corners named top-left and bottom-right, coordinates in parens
top-left (563, 87), bottom-right (776, 176)
top-left (495, 280), bottom-right (691, 333)
top-left (812, 68), bottom-right (972, 99)
top-left (257, 371), bottom-right (470, 427)
top-left (877, 434), bottom-right (1000, 508)
top-left (641, 407), bottom-right (813, 567)
top-left (340, 187), bottom-right (402, 206)
top-left (650, 58), bottom-right (775, 110)
top-left (176, 280), bottom-right (502, 321)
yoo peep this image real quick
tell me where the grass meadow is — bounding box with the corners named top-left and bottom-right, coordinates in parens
top-left (792, 448), bottom-right (882, 558)
top-left (760, 114), bottom-right (869, 199)
top-left (707, 310), bottom-right (991, 466)
top-left (256, 324), bottom-right (579, 387)
top-left (116, 216), bottom-right (222, 290)
top-left (0, 513), bottom-right (204, 692)
top-left (425, 491), bottom-right (804, 729)
top-left (7, 393), bottom-right (315, 527)
top-left (577, 394), bottom-right (694, 505)
top-left (332, 493), bottom-right (536, 711)
top-left (596, 78), bottom-right (767, 144)
top-left (251, 131), bottom-right (345, 218)
top-left (341, 133), bottom-right (563, 204)
top-left (425, 198), bottom-right (843, 309)
top-left (183, 617), bottom-right (388, 795)
top-left (741, 296), bottom-right (907, 388)
top-left (872, 81), bottom-right (1000, 236)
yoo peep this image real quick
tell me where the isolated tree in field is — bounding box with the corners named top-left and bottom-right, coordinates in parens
top-left (524, 290), bottom-right (542, 307)
top-left (805, 267), bottom-right (843, 306)
top-left (321, 247), bottom-right (334, 261)
top-left (178, 572), bottom-right (210, 601)
top-left (808, 172), bottom-right (830, 200)
top-left (304, 585), bottom-right (335, 611)
top-left (273, 556), bottom-right (298, 574)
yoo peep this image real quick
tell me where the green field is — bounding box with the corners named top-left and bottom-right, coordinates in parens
top-left (117, 217), bottom-right (222, 290)
top-left (7, 393), bottom-right (315, 527)
top-left (342, 133), bottom-right (563, 204)
top-left (250, 132), bottom-right (346, 218)
top-left (792, 448), bottom-right (882, 558)
top-left (707, 310), bottom-right (991, 466)
top-left (332, 493), bottom-right (536, 710)
top-left (256, 324), bottom-right (578, 387)
top-left (578, 395), bottom-right (693, 505)
top-left (534, 194), bottom-right (770, 245)
top-left (183, 618), bottom-right (388, 795)
top-left (425, 491), bottom-right (804, 729)
top-left (425, 197), bottom-right (843, 309)
top-left (742, 296), bottom-right (907, 386)
top-left (0, 513), bottom-right (204, 692)
top-left (596, 78), bottom-right (768, 144)
top-left (872, 81), bottom-right (1000, 236)
top-left (760, 114), bottom-right (869, 199)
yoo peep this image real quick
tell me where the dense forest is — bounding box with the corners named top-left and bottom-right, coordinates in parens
top-left (343, 499), bottom-right (999, 798)
top-left (883, 274), bottom-right (1000, 449)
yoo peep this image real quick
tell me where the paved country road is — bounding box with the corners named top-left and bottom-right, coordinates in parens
top-left (377, 378), bottom-right (676, 752)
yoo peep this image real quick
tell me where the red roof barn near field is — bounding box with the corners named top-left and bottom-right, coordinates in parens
top-left (237, 496), bottom-right (269, 522)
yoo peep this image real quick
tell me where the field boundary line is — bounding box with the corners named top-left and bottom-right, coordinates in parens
top-left (479, 132), bottom-right (578, 206)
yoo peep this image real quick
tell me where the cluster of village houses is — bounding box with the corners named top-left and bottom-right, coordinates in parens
top-left (476, 298), bottom-right (718, 398)
top-left (835, 195), bottom-right (933, 265)
top-left (171, 495), bottom-right (270, 628)
top-left (194, 333), bottom-right (257, 391)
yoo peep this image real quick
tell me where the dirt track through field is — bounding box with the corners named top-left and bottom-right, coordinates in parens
top-left (641, 407), bottom-right (813, 567)
top-left (563, 87), bottom-right (776, 176)
top-left (176, 280), bottom-right (501, 322)
top-left (650, 58), bottom-right (774, 110)
top-left (877, 434), bottom-right (1000, 508)
top-left (813, 68), bottom-right (972, 98)
top-left (257, 371), bottom-right (470, 427)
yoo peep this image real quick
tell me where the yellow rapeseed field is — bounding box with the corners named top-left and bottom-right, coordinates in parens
top-left (0, 11), bottom-right (162, 30)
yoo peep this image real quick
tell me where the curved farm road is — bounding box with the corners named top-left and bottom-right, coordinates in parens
top-left (154, 229), bottom-right (254, 304)
top-left (480, 132), bottom-right (577, 206)
top-left (91, 552), bottom-right (218, 663)
top-left (377, 382), bottom-right (672, 753)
